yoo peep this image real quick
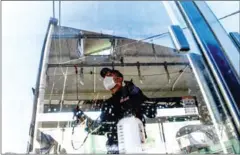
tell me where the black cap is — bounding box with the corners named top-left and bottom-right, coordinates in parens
top-left (100, 68), bottom-right (123, 78)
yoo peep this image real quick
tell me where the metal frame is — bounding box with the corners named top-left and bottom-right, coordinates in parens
top-left (52, 33), bottom-right (126, 40)
top-left (42, 96), bottom-right (196, 112)
top-left (194, 1), bottom-right (240, 76)
top-left (230, 32), bottom-right (240, 51)
top-left (48, 62), bottom-right (189, 68)
top-left (27, 17), bottom-right (58, 154)
top-left (177, 1), bottom-right (240, 137)
top-left (187, 53), bottom-right (229, 153)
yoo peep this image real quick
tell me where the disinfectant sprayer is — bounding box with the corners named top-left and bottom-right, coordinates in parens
top-left (117, 116), bottom-right (145, 154)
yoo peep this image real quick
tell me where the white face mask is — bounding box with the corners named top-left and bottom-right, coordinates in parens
top-left (103, 76), bottom-right (116, 90)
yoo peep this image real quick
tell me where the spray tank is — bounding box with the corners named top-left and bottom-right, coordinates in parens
top-left (117, 116), bottom-right (146, 154)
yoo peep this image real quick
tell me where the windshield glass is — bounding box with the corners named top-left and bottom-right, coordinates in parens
top-left (36, 1), bottom-right (240, 154)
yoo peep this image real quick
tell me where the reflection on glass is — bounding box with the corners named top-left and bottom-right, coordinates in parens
top-left (35, 1), bottom-right (240, 154)
top-left (219, 14), bottom-right (240, 33)
top-left (60, 1), bottom-right (177, 49)
top-left (206, 1), bottom-right (239, 19)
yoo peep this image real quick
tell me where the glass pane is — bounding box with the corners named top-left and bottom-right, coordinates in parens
top-left (207, 1), bottom-right (240, 33)
top-left (206, 1), bottom-right (239, 19)
top-left (59, 1), bottom-right (177, 49)
top-left (219, 14), bottom-right (240, 33)
top-left (36, 1), bottom-right (240, 154)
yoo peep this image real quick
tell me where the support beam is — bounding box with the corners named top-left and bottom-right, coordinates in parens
top-left (195, 2), bottom-right (240, 76)
top-left (43, 98), bottom-right (187, 113)
top-left (171, 65), bottom-right (188, 91)
top-left (229, 32), bottom-right (240, 51)
top-left (49, 53), bottom-right (185, 58)
top-left (28, 17), bottom-right (58, 154)
top-left (93, 67), bottom-right (96, 93)
top-left (38, 116), bottom-right (200, 129)
top-left (164, 61), bottom-right (171, 84)
top-left (44, 89), bottom-right (189, 100)
top-left (44, 96), bottom-right (193, 105)
top-left (52, 34), bottom-right (126, 40)
top-left (37, 107), bottom-right (199, 123)
top-left (48, 62), bottom-right (189, 68)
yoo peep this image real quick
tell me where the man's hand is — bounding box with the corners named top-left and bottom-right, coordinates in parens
top-left (73, 105), bottom-right (85, 124)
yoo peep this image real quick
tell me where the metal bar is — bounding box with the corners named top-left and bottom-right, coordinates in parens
top-left (27, 18), bottom-right (58, 154)
top-left (44, 90), bottom-right (189, 101)
top-left (74, 65), bottom-right (79, 100)
top-left (93, 67), bottom-right (96, 93)
top-left (49, 53), bottom-right (184, 58)
top-left (79, 67), bottom-right (84, 86)
top-left (51, 34), bottom-right (126, 40)
top-left (45, 88), bottom-right (188, 94)
top-left (59, 0), bottom-right (61, 26)
top-left (84, 47), bottom-right (111, 56)
top-left (195, 1), bottom-right (240, 76)
top-left (43, 96), bottom-right (193, 114)
top-left (56, 67), bottom-right (68, 152)
top-left (59, 67), bottom-right (68, 118)
top-left (43, 106), bottom-right (199, 114)
top-left (48, 67), bottom-right (57, 105)
top-left (168, 25), bottom-right (190, 51)
top-left (76, 34), bottom-right (126, 39)
top-left (164, 61), bottom-right (171, 84)
top-left (52, 1), bottom-right (55, 18)
top-left (137, 61), bottom-right (143, 83)
top-left (171, 65), bottom-right (188, 91)
top-left (48, 62), bottom-right (189, 68)
top-left (229, 32), bottom-right (240, 51)
top-left (177, 1), bottom-right (240, 152)
top-left (151, 43), bottom-right (157, 60)
top-left (187, 53), bottom-right (232, 152)
top-left (160, 121), bottom-right (168, 153)
top-left (44, 97), bottom-right (190, 103)
top-left (218, 10), bottom-right (240, 21)
top-left (51, 29), bottom-right (170, 40)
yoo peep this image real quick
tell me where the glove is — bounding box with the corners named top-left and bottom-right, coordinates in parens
top-left (73, 105), bottom-right (85, 124)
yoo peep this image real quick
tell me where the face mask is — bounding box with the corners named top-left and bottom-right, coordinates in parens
top-left (103, 76), bottom-right (116, 90)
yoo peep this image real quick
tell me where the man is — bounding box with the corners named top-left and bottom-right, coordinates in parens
top-left (73, 68), bottom-right (157, 154)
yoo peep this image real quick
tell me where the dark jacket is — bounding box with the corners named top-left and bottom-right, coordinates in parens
top-left (74, 81), bottom-right (157, 153)
top-left (86, 81), bottom-right (157, 146)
